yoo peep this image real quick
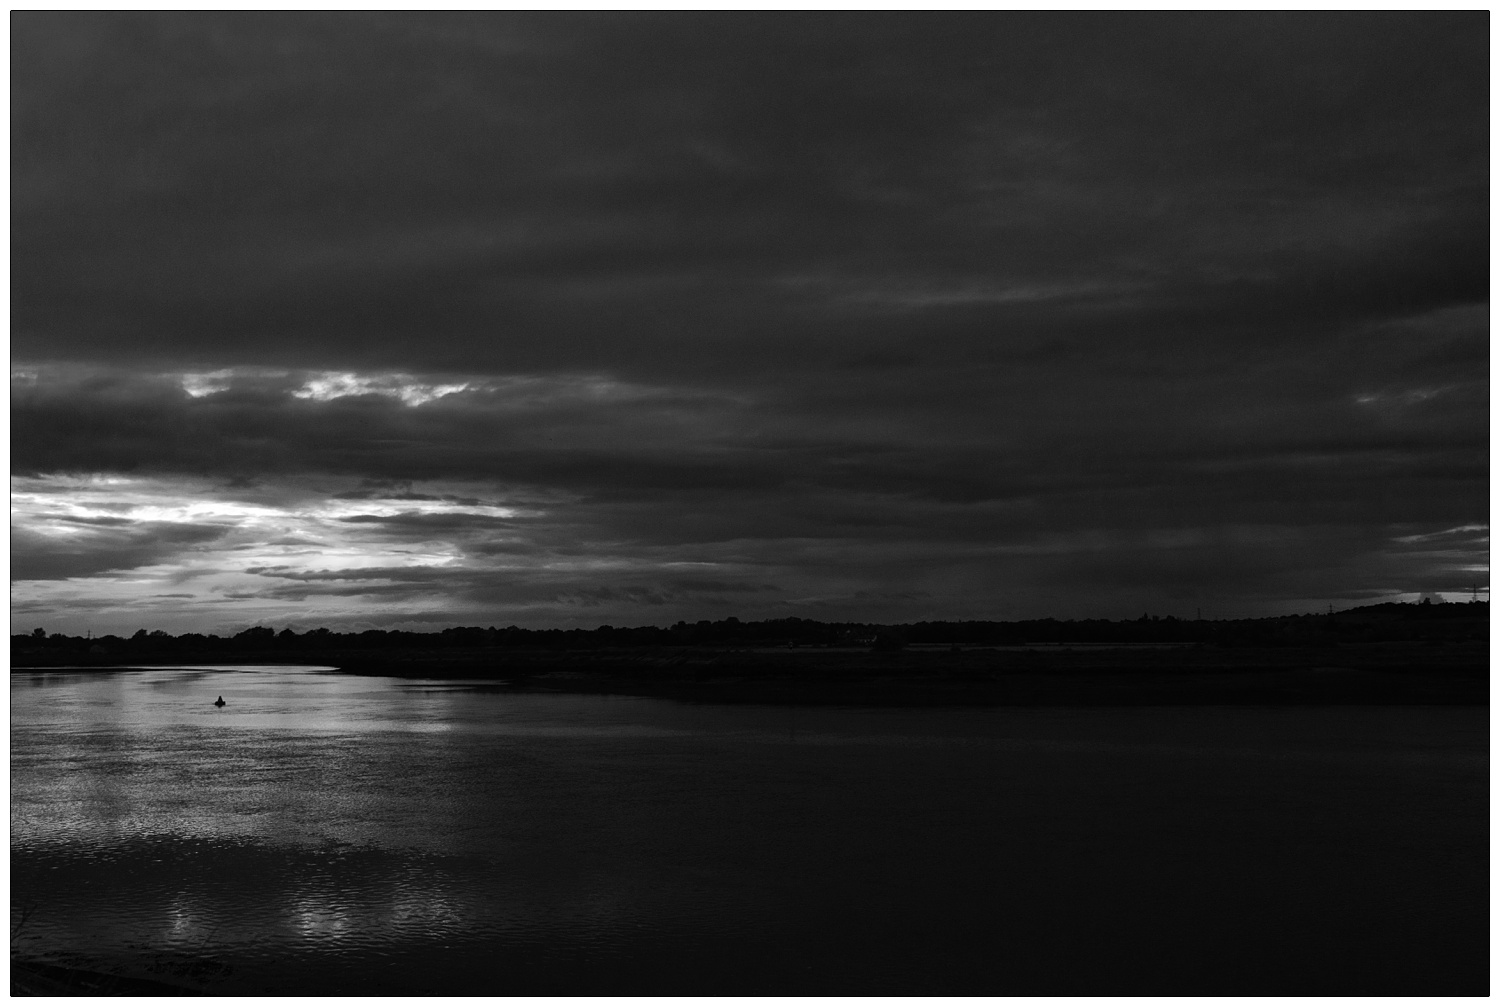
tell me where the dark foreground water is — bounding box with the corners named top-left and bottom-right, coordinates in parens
top-left (11, 666), bottom-right (1488, 994)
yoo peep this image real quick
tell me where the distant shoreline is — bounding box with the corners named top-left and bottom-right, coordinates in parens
top-left (13, 642), bottom-right (1486, 707)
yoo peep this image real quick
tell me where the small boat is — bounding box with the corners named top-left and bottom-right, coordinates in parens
top-left (213, 696), bottom-right (226, 708)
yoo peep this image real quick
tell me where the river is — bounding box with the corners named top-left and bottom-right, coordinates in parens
top-left (10, 665), bottom-right (1488, 994)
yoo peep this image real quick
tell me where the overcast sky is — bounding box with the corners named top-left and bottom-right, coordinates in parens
top-left (11, 12), bottom-right (1489, 635)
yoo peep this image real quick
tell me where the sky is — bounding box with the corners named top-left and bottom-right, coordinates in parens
top-left (10, 12), bottom-right (1489, 635)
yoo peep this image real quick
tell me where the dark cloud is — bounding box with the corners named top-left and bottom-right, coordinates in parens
top-left (13, 13), bottom-right (1485, 372)
top-left (10, 13), bottom-right (1488, 629)
top-left (12, 520), bottom-right (231, 581)
top-left (231, 562), bottom-right (784, 618)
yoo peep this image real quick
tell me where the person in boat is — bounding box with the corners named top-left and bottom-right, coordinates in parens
top-left (214, 696), bottom-right (226, 707)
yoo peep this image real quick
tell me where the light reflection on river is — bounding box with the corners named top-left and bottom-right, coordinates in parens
top-left (10, 666), bottom-right (1488, 994)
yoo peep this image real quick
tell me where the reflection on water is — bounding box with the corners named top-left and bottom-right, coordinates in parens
top-left (11, 666), bottom-right (1488, 994)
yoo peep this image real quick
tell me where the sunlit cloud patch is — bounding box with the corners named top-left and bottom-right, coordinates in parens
top-left (161, 365), bottom-right (701, 411)
top-left (291, 372), bottom-right (472, 406)
top-left (11, 473), bottom-right (550, 630)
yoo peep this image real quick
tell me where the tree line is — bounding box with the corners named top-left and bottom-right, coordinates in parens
top-left (13, 599), bottom-right (1487, 657)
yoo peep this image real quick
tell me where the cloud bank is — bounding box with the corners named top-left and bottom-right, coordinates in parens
top-left (11, 13), bottom-right (1487, 633)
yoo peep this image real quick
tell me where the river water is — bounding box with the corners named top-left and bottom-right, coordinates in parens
top-left (10, 666), bottom-right (1488, 994)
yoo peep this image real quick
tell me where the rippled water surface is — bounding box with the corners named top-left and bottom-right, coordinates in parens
top-left (11, 667), bottom-right (1488, 994)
